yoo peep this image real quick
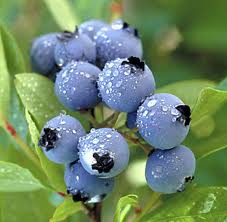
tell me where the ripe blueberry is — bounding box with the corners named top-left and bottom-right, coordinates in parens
top-left (30, 33), bottom-right (59, 76)
top-left (65, 161), bottom-right (114, 203)
top-left (78, 128), bottom-right (129, 178)
top-left (54, 27), bottom-right (96, 67)
top-left (126, 111), bottom-right (137, 129)
top-left (79, 19), bottom-right (109, 40)
top-left (145, 145), bottom-right (196, 194)
top-left (38, 114), bottom-right (86, 164)
top-left (98, 57), bottom-right (155, 112)
top-left (137, 93), bottom-right (191, 149)
top-left (94, 21), bottom-right (142, 66)
top-left (55, 61), bottom-right (101, 110)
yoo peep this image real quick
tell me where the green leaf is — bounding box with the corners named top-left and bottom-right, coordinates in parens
top-left (25, 109), bottom-right (66, 192)
top-left (114, 112), bottom-right (127, 129)
top-left (15, 73), bottom-right (88, 130)
top-left (0, 190), bottom-right (54, 222)
top-left (0, 161), bottom-right (44, 192)
top-left (141, 187), bottom-right (227, 222)
top-left (43, 0), bottom-right (78, 31)
top-left (50, 197), bottom-right (83, 222)
top-left (0, 23), bottom-right (26, 74)
top-left (157, 79), bottom-right (216, 107)
top-left (185, 88), bottom-right (227, 159)
top-left (0, 30), bottom-right (10, 117)
top-left (114, 194), bottom-right (139, 222)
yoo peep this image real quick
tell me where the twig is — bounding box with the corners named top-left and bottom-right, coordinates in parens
top-left (80, 111), bottom-right (99, 128)
top-left (82, 203), bottom-right (102, 222)
top-left (120, 131), bottom-right (152, 155)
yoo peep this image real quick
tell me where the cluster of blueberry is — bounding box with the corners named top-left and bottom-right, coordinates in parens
top-left (31, 19), bottom-right (196, 203)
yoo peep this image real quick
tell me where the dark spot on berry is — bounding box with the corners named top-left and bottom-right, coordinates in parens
top-left (57, 26), bottom-right (79, 41)
top-left (72, 191), bottom-right (89, 202)
top-left (38, 128), bottom-right (58, 151)
top-left (66, 189), bottom-right (70, 194)
top-left (176, 105), bottom-right (191, 126)
top-left (122, 22), bottom-right (140, 38)
top-left (105, 182), bottom-right (109, 187)
top-left (121, 56), bottom-right (145, 71)
top-left (134, 28), bottom-right (139, 38)
top-left (185, 176), bottom-right (194, 183)
top-left (92, 153), bottom-right (114, 173)
top-left (122, 22), bottom-right (129, 29)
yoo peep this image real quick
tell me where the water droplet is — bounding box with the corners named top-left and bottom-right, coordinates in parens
top-left (92, 138), bottom-right (99, 144)
top-left (113, 70), bottom-right (119, 76)
top-left (143, 110), bottom-right (148, 117)
top-left (115, 80), bottom-right (122, 87)
top-left (147, 99), bottom-right (157, 107)
top-left (171, 108), bottom-right (180, 116)
top-left (162, 106), bottom-right (168, 112)
top-left (107, 82), bottom-right (112, 88)
top-left (106, 134), bottom-right (112, 138)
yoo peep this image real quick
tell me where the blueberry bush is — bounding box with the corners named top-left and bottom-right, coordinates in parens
top-left (0, 1), bottom-right (227, 221)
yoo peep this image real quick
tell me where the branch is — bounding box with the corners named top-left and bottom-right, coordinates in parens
top-left (83, 203), bottom-right (102, 222)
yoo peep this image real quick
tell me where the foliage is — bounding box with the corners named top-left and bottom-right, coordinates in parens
top-left (0, 0), bottom-right (227, 221)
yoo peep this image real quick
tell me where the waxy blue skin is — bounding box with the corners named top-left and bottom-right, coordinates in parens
top-left (126, 111), bottom-right (137, 129)
top-left (39, 114), bottom-right (86, 164)
top-left (54, 30), bottom-right (96, 67)
top-left (145, 145), bottom-right (196, 194)
top-left (94, 23), bottom-right (143, 66)
top-left (30, 33), bottom-right (59, 76)
top-left (78, 128), bottom-right (129, 178)
top-left (55, 61), bottom-right (101, 110)
top-left (137, 93), bottom-right (190, 149)
top-left (64, 161), bottom-right (114, 203)
top-left (79, 19), bottom-right (109, 40)
top-left (98, 58), bottom-right (155, 112)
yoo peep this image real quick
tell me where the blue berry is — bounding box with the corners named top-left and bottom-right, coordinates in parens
top-left (79, 19), bottom-right (109, 40)
top-left (78, 128), bottom-right (129, 178)
top-left (98, 57), bottom-right (155, 112)
top-left (30, 33), bottom-right (59, 76)
top-left (145, 145), bottom-right (196, 194)
top-left (55, 61), bottom-right (101, 110)
top-left (94, 21), bottom-right (142, 66)
top-left (126, 111), bottom-right (137, 129)
top-left (137, 93), bottom-right (191, 149)
top-left (54, 27), bottom-right (96, 67)
top-left (65, 161), bottom-right (114, 203)
top-left (38, 114), bottom-right (86, 164)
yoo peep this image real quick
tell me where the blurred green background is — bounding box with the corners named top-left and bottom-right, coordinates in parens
top-left (0, 0), bottom-right (227, 221)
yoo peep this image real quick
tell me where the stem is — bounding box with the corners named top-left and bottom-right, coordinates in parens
top-left (109, 112), bottom-right (120, 127)
top-left (80, 111), bottom-right (99, 128)
top-left (111, 0), bottom-right (123, 20)
top-left (0, 112), bottom-right (41, 169)
top-left (99, 112), bottom-right (115, 127)
top-left (83, 203), bottom-right (102, 222)
top-left (120, 131), bottom-right (152, 154)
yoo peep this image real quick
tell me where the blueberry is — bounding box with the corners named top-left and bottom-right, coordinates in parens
top-left (65, 161), bottom-right (114, 203)
top-left (30, 33), bottom-right (59, 76)
top-left (137, 93), bottom-right (191, 149)
top-left (94, 21), bottom-right (142, 66)
top-left (55, 61), bottom-right (101, 110)
top-left (126, 111), bottom-right (137, 129)
top-left (38, 114), bottom-right (86, 164)
top-left (78, 128), bottom-right (129, 178)
top-left (98, 57), bottom-right (155, 112)
top-left (54, 27), bottom-right (96, 67)
top-left (79, 19), bottom-right (109, 40)
top-left (145, 145), bottom-right (196, 194)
